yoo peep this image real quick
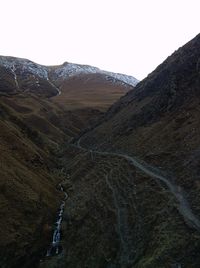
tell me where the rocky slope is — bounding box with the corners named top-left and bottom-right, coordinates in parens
top-left (40, 33), bottom-right (200, 268)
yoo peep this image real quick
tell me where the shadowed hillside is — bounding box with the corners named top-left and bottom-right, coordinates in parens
top-left (2, 34), bottom-right (200, 268)
top-left (43, 33), bottom-right (200, 268)
top-left (0, 93), bottom-right (86, 267)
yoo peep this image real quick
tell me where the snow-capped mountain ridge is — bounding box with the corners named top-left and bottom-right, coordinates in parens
top-left (0, 56), bottom-right (139, 94)
top-left (54, 62), bottom-right (139, 87)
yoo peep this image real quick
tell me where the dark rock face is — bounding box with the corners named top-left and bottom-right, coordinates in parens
top-left (79, 34), bottom-right (200, 149)
top-left (104, 34), bottom-right (200, 126)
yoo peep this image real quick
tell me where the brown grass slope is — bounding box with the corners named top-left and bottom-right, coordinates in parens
top-left (69, 33), bottom-right (200, 267)
top-left (0, 56), bottom-right (132, 267)
top-left (52, 73), bottom-right (133, 111)
top-left (0, 91), bottom-right (82, 267)
top-left (0, 56), bottom-right (134, 112)
top-left (0, 92), bottom-right (103, 266)
top-left (40, 144), bottom-right (200, 268)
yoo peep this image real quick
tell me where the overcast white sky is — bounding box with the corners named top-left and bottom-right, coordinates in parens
top-left (0, 0), bottom-right (199, 80)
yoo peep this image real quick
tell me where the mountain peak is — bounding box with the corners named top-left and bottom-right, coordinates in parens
top-left (0, 56), bottom-right (139, 97)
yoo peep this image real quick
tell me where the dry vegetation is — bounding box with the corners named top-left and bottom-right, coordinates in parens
top-left (75, 34), bottom-right (200, 267)
top-left (0, 62), bottom-right (131, 267)
top-left (52, 73), bottom-right (131, 111)
top-left (1, 35), bottom-right (200, 268)
top-left (40, 145), bottom-right (200, 268)
top-left (0, 91), bottom-right (105, 267)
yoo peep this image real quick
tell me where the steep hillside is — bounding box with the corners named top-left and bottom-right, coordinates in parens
top-left (3, 34), bottom-right (200, 268)
top-left (0, 91), bottom-right (85, 267)
top-left (80, 33), bottom-right (200, 180)
top-left (42, 34), bottom-right (200, 268)
top-left (0, 56), bottom-right (137, 267)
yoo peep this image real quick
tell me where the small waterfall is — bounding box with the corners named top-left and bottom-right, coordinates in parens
top-left (46, 183), bottom-right (68, 257)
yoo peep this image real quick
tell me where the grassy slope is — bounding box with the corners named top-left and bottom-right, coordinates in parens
top-left (0, 71), bottom-right (130, 267)
top-left (0, 92), bottom-right (100, 267)
top-left (40, 145), bottom-right (200, 268)
top-left (3, 39), bottom-right (200, 267)
top-left (51, 36), bottom-right (200, 268)
top-left (52, 73), bottom-right (132, 111)
top-left (0, 95), bottom-right (66, 267)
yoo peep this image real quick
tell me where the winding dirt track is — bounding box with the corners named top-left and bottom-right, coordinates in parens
top-left (76, 138), bottom-right (200, 232)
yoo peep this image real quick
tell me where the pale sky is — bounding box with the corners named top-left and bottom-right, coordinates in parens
top-left (0, 0), bottom-right (199, 80)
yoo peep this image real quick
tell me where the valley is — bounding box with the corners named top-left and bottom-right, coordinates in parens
top-left (1, 33), bottom-right (200, 268)
top-left (0, 58), bottom-right (137, 267)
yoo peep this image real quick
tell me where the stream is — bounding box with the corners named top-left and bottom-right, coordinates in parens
top-left (46, 183), bottom-right (68, 257)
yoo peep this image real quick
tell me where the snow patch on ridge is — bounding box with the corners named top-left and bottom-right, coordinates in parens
top-left (0, 56), bottom-right (139, 91)
top-left (10, 64), bottom-right (19, 89)
top-left (54, 62), bottom-right (139, 87)
top-left (0, 56), bottom-right (61, 95)
top-left (0, 56), bottom-right (49, 80)
top-left (54, 62), bottom-right (99, 78)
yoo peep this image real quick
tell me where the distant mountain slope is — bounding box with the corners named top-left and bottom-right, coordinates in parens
top-left (48, 61), bottom-right (139, 87)
top-left (0, 56), bottom-right (138, 111)
top-left (49, 62), bottom-right (138, 111)
top-left (52, 72), bottom-right (132, 111)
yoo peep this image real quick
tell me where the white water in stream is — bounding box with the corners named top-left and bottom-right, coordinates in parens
top-left (46, 183), bottom-right (68, 257)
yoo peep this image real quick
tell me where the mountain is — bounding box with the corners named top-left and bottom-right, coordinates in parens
top-left (0, 56), bottom-right (138, 111)
top-left (48, 61), bottom-right (139, 87)
top-left (0, 56), bottom-right (138, 267)
top-left (49, 62), bottom-right (138, 111)
top-left (1, 33), bottom-right (200, 268)
top-left (80, 33), bottom-right (200, 151)
top-left (42, 34), bottom-right (200, 268)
